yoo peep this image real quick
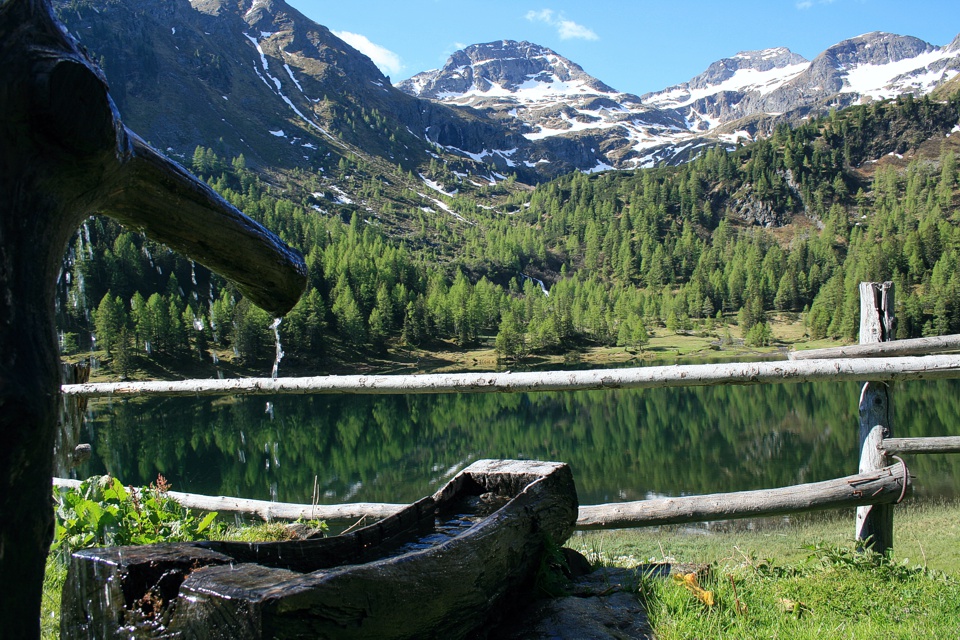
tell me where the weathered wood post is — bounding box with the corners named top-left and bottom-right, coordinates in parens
top-left (0, 1), bottom-right (306, 635)
top-left (856, 281), bottom-right (895, 552)
top-left (54, 362), bottom-right (91, 476)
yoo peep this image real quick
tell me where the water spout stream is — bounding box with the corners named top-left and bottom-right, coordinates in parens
top-left (271, 317), bottom-right (284, 379)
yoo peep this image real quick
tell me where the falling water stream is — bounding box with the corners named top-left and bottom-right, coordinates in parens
top-left (519, 273), bottom-right (550, 296)
top-left (270, 317), bottom-right (284, 380)
top-left (265, 318), bottom-right (284, 420)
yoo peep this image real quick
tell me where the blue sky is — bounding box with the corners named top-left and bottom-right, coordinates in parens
top-left (288, 0), bottom-right (959, 95)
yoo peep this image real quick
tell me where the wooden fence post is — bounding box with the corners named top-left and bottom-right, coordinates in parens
top-left (856, 281), bottom-right (895, 553)
top-left (55, 362), bottom-right (91, 476)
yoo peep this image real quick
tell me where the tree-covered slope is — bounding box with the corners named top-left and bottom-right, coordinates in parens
top-left (59, 92), bottom-right (960, 374)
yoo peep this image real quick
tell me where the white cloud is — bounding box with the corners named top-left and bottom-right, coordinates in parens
top-left (526, 9), bottom-right (555, 23)
top-left (797, 0), bottom-right (837, 8)
top-left (525, 8), bottom-right (598, 41)
top-left (333, 31), bottom-right (404, 78)
top-left (557, 20), bottom-right (598, 41)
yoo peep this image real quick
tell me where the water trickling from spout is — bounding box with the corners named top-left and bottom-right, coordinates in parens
top-left (270, 318), bottom-right (284, 379)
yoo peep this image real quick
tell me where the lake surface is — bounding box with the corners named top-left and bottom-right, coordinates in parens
top-left (69, 375), bottom-right (960, 507)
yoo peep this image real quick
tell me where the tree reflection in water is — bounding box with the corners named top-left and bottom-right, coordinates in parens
top-left (77, 379), bottom-right (960, 506)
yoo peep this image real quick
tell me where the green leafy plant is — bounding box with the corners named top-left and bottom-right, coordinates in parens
top-left (51, 474), bottom-right (221, 559)
top-left (534, 535), bottom-right (573, 598)
top-left (803, 540), bottom-right (935, 582)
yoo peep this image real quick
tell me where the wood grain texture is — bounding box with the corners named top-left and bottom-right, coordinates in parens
top-left (788, 334), bottom-right (960, 360)
top-left (62, 354), bottom-right (960, 399)
top-left (577, 463), bottom-right (909, 530)
top-left (0, 1), bottom-right (304, 634)
top-left (61, 460), bottom-right (578, 640)
top-left (881, 436), bottom-right (960, 455)
top-left (856, 282), bottom-right (894, 552)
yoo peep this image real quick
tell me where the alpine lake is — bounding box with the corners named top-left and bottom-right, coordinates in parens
top-left (64, 354), bottom-right (960, 512)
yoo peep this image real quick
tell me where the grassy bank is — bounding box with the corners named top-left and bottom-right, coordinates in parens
top-left (71, 312), bottom-right (841, 382)
top-left (412, 312), bottom-right (841, 374)
top-left (569, 499), bottom-right (960, 638)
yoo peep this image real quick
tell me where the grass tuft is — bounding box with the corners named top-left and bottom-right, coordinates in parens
top-left (571, 500), bottom-right (960, 638)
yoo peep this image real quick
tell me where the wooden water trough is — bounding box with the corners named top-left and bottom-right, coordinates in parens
top-left (60, 459), bottom-right (578, 640)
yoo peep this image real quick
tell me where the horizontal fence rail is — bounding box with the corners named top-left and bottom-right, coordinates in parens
top-left (789, 333), bottom-right (960, 360)
top-left (51, 478), bottom-right (406, 522)
top-left (55, 462), bottom-right (910, 530)
top-left (62, 354), bottom-right (960, 399)
top-left (881, 436), bottom-right (960, 455)
top-left (576, 463), bottom-right (909, 530)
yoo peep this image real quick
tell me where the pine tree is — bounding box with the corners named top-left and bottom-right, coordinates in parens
top-left (113, 326), bottom-right (135, 378)
top-left (230, 299), bottom-right (272, 364)
top-left (495, 310), bottom-right (525, 362)
top-left (285, 288), bottom-right (326, 361)
top-left (401, 299), bottom-right (427, 347)
top-left (332, 283), bottom-right (366, 345)
top-left (368, 305), bottom-right (390, 353)
top-left (94, 292), bottom-right (126, 357)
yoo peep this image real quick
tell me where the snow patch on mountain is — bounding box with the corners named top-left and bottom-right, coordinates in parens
top-left (418, 193), bottom-right (468, 222)
top-left (448, 147), bottom-right (521, 167)
top-left (841, 46), bottom-right (960, 99)
top-left (244, 32), bottom-right (334, 141)
top-left (523, 112), bottom-right (622, 140)
top-left (419, 173), bottom-right (459, 197)
top-left (719, 130), bottom-right (752, 144)
top-left (437, 75), bottom-right (604, 104)
top-left (283, 62), bottom-right (304, 93)
top-left (647, 61), bottom-right (810, 110)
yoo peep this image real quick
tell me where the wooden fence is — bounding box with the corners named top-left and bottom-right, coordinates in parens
top-left (58, 282), bottom-right (960, 553)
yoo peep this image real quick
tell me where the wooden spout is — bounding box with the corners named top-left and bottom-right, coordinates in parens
top-left (0, 0), bottom-right (305, 635)
top-left (105, 132), bottom-right (307, 316)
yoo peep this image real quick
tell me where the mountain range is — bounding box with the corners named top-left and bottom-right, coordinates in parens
top-left (43, 0), bottom-right (960, 381)
top-left (401, 33), bottom-right (960, 170)
top-left (56, 0), bottom-right (960, 185)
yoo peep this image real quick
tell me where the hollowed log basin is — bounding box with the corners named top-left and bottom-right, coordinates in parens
top-left (61, 459), bottom-right (578, 639)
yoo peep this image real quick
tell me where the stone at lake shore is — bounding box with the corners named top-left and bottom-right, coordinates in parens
top-left (491, 552), bottom-right (712, 639)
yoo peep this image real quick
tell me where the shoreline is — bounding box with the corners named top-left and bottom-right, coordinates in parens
top-left (69, 313), bottom-right (846, 383)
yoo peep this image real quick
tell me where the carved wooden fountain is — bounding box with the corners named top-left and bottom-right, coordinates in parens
top-left (61, 460), bottom-right (579, 639)
top-left (0, 1), bottom-right (306, 636)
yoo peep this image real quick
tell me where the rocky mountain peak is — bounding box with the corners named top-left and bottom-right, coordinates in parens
top-left (733, 47), bottom-right (797, 62)
top-left (816, 31), bottom-right (935, 70)
top-left (948, 33), bottom-right (960, 53)
top-left (684, 47), bottom-right (809, 91)
top-left (398, 40), bottom-right (615, 100)
top-left (51, 0), bottom-right (960, 184)
top-left (794, 32), bottom-right (950, 98)
top-left (53, 0), bottom-right (478, 175)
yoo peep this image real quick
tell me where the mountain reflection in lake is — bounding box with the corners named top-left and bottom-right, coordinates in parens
top-left (74, 379), bottom-right (960, 506)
